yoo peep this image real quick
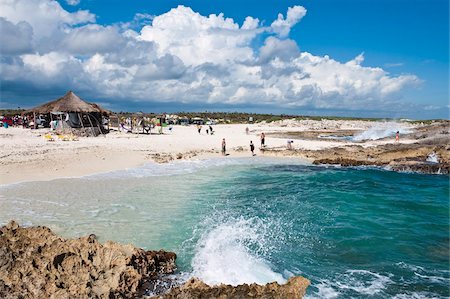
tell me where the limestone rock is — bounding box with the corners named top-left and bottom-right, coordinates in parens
top-left (0, 221), bottom-right (176, 299)
top-left (151, 276), bottom-right (310, 299)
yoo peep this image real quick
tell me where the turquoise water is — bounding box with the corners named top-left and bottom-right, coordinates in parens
top-left (1, 158), bottom-right (449, 298)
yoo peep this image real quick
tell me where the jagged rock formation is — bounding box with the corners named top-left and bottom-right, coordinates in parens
top-left (309, 143), bottom-right (449, 174)
top-left (150, 276), bottom-right (310, 299)
top-left (265, 143), bottom-right (449, 175)
top-left (0, 221), bottom-right (176, 298)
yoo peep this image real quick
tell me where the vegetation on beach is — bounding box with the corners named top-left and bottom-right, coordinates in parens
top-left (1, 109), bottom-right (444, 124)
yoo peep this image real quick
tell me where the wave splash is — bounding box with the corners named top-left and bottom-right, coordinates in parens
top-left (426, 152), bottom-right (440, 164)
top-left (191, 216), bottom-right (285, 286)
top-left (352, 122), bottom-right (412, 141)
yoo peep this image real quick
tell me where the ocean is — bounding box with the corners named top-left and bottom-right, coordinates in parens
top-left (1, 158), bottom-right (449, 298)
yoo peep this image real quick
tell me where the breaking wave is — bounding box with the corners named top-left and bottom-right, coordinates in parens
top-left (190, 216), bottom-right (286, 286)
top-left (352, 122), bottom-right (412, 141)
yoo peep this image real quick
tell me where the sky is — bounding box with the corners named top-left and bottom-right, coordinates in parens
top-left (0, 0), bottom-right (448, 119)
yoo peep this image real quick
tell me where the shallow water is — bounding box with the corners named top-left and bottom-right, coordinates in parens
top-left (1, 158), bottom-right (448, 298)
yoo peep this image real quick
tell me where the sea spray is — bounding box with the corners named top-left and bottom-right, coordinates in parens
top-left (426, 152), bottom-right (440, 163)
top-left (352, 122), bottom-right (412, 141)
top-left (190, 216), bottom-right (286, 286)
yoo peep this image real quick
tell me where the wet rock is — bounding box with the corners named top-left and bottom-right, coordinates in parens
top-left (152, 153), bottom-right (174, 163)
top-left (0, 222), bottom-right (176, 299)
top-left (151, 276), bottom-right (310, 299)
top-left (312, 158), bottom-right (371, 167)
top-left (388, 161), bottom-right (449, 174)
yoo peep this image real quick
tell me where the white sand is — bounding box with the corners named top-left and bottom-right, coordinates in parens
top-left (0, 121), bottom-right (415, 185)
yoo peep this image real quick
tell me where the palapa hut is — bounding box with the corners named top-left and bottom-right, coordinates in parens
top-left (25, 91), bottom-right (110, 136)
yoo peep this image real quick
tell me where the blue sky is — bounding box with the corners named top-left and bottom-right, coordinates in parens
top-left (1, 0), bottom-right (448, 118)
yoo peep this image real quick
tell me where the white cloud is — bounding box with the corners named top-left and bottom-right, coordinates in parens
top-left (241, 16), bottom-right (259, 30)
top-left (139, 5), bottom-right (258, 66)
top-left (22, 52), bottom-right (73, 76)
top-left (0, 1), bottom-right (421, 112)
top-left (384, 62), bottom-right (404, 68)
top-left (60, 24), bottom-right (125, 55)
top-left (66, 0), bottom-right (80, 5)
top-left (271, 6), bottom-right (307, 38)
top-left (0, 0), bottom-right (94, 40)
top-left (259, 37), bottom-right (300, 63)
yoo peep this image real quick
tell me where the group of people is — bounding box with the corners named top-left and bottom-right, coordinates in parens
top-left (221, 131), bottom-right (266, 156)
top-left (197, 124), bottom-right (214, 135)
top-left (1, 115), bottom-right (29, 128)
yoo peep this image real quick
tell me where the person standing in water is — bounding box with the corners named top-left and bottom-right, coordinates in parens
top-left (221, 138), bottom-right (226, 155)
top-left (260, 132), bottom-right (265, 148)
top-left (250, 141), bottom-right (255, 156)
top-left (395, 131), bottom-right (399, 142)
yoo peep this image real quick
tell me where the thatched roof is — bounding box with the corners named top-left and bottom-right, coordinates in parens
top-left (26, 91), bottom-right (109, 115)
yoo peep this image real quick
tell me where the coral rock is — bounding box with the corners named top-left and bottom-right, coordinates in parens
top-left (152, 276), bottom-right (310, 299)
top-left (0, 221), bottom-right (176, 299)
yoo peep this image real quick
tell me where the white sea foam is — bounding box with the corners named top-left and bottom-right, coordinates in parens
top-left (307, 269), bottom-right (393, 298)
top-left (191, 217), bottom-right (285, 286)
top-left (392, 292), bottom-right (443, 299)
top-left (397, 262), bottom-right (450, 285)
top-left (336, 270), bottom-right (393, 295)
top-left (305, 281), bottom-right (340, 299)
top-left (426, 152), bottom-right (440, 164)
top-left (352, 122), bottom-right (412, 141)
top-left (88, 157), bottom-right (308, 180)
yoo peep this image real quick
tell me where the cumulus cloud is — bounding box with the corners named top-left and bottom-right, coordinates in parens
top-left (0, 17), bottom-right (33, 54)
top-left (271, 6), bottom-right (307, 38)
top-left (60, 24), bottom-right (125, 55)
top-left (0, 0), bottom-right (420, 113)
top-left (121, 13), bottom-right (154, 31)
top-left (139, 5), bottom-right (258, 66)
top-left (259, 37), bottom-right (300, 63)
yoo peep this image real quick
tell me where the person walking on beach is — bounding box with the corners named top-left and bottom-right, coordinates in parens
top-left (287, 140), bottom-right (293, 150)
top-left (260, 132), bottom-right (265, 148)
top-left (250, 141), bottom-right (255, 156)
top-left (209, 125), bottom-right (214, 135)
top-left (395, 131), bottom-right (399, 142)
top-left (197, 125), bottom-right (202, 134)
top-left (222, 138), bottom-right (226, 156)
top-left (246, 127), bottom-right (249, 135)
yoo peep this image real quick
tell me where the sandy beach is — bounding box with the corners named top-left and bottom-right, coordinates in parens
top-left (0, 120), bottom-right (428, 185)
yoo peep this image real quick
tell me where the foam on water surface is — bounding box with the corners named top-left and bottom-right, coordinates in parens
top-left (86, 156), bottom-right (308, 179)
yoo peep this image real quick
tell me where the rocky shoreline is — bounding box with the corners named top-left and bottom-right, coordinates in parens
top-left (0, 221), bottom-right (310, 298)
top-left (262, 122), bottom-right (450, 175)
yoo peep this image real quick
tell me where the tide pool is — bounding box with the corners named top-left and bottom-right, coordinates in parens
top-left (1, 158), bottom-right (448, 298)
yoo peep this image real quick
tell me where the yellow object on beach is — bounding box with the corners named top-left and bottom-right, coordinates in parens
top-left (69, 134), bottom-right (79, 141)
top-left (44, 134), bottom-right (54, 141)
top-left (57, 135), bottom-right (70, 141)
